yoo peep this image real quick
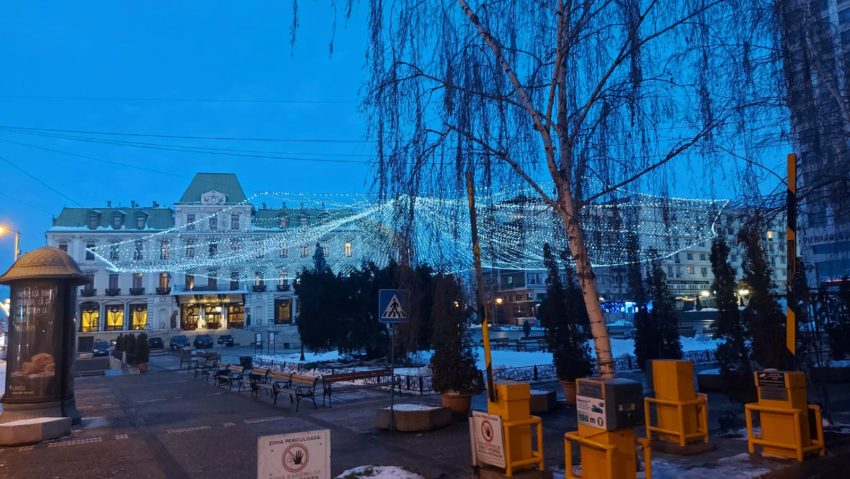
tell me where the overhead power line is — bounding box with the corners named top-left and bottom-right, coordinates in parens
top-left (0, 154), bottom-right (82, 206)
top-left (0, 95), bottom-right (357, 105)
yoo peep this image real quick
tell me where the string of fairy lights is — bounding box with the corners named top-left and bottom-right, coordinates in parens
top-left (89, 187), bottom-right (728, 280)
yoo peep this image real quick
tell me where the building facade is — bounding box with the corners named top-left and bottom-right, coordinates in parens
top-left (46, 173), bottom-right (366, 345)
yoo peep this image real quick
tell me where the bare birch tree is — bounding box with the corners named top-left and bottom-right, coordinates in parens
top-left (361, 0), bottom-right (778, 376)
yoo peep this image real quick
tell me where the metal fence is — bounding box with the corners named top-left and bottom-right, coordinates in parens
top-left (250, 349), bottom-right (717, 396)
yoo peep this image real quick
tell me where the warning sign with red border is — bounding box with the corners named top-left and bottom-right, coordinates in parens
top-left (471, 411), bottom-right (505, 468)
top-left (258, 429), bottom-right (331, 479)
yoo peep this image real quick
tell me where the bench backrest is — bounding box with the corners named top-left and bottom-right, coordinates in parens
top-left (230, 365), bottom-right (244, 374)
top-left (290, 374), bottom-right (319, 387)
top-left (323, 368), bottom-right (392, 383)
top-left (253, 367), bottom-right (270, 376)
top-left (269, 371), bottom-right (291, 382)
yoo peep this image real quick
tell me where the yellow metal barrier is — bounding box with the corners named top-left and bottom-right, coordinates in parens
top-left (503, 415), bottom-right (545, 477)
top-left (564, 431), bottom-right (652, 479)
top-left (745, 403), bottom-right (825, 461)
top-left (644, 394), bottom-right (709, 447)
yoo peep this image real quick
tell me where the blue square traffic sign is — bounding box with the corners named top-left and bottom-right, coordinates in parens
top-left (378, 289), bottom-right (409, 324)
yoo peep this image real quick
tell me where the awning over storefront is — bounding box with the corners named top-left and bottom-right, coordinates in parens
top-left (173, 291), bottom-right (246, 305)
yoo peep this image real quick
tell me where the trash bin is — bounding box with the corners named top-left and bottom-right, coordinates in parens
top-left (239, 356), bottom-right (253, 370)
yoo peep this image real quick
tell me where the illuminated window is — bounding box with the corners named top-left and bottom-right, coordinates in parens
top-left (131, 305), bottom-right (147, 330)
top-left (767, 231), bottom-right (774, 240)
top-left (185, 273), bottom-right (195, 291)
top-left (687, 265), bottom-right (695, 274)
top-left (274, 298), bottom-right (292, 324)
top-left (159, 272), bottom-right (170, 289)
top-left (344, 242), bottom-right (352, 257)
top-left (80, 303), bottom-right (99, 332)
top-left (106, 305), bottom-right (124, 331)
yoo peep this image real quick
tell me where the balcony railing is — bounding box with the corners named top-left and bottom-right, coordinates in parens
top-left (105, 288), bottom-right (121, 296)
top-left (276, 284), bottom-right (291, 292)
top-left (80, 288), bottom-right (96, 297)
top-left (156, 287), bottom-right (171, 295)
top-left (252, 284), bottom-right (267, 293)
top-left (129, 287), bottom-right (145, 295)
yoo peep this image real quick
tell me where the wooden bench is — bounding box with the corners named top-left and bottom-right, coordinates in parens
top-left (215, 365), bottom-right (245, 391)
top-left (321, 369), bottom-right (394, 408)
top-left (283, 374), bottom-right (320, 411)
top-left (249, 367), bottom-right (272, 398)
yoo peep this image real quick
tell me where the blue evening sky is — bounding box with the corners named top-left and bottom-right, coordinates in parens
top-left (0, 2), bottom-right (789, 277)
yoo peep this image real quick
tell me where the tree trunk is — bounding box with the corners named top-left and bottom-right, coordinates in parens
top-left (558, 192), bottom-right (615, 377)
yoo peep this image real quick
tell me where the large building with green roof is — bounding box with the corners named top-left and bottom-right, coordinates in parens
top-left (46, 173), bottom-right (372, 345)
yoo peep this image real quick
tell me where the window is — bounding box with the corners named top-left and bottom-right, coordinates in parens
top-left (160, 240), bottom-right (170, 260)
top-left (255, 271), bottom-right (265, 286)
top-left (159, 272), bottom-right (169, 289)
top-left (279, 215), bottom-right (287, 228)
top-left (686, 252), bottom-right (694, 260)
top-left (231, 238), bottom-right (240, 253)
top-left (300, 215), bottom-right (308, 226)
top-left (185, 273), bottom-right (195, 291)
top-left (701, 267), bottom-right (708, 277)
top-left (674, 254), bottom-right (680, 263)
top-left (186, 240), bottom-right (195, 259)
top-left (133, 273), bottom-right (143, 289)
top-left (699, 253), bottom-right (706, 261)
top-left (667, 266), bottom-right (674, 276)
top-left (230, 271), bottom-right (240, 290)
top-left (109, 273), bottom-right (119, 289)
top-left (80, 303), bottom-right (99, 332)
top-left (231, 214), bottom-right (240, 230)
top-left (112, 214), bottom-right (123, 229)
top-left (279, 244), bottom-right (288, 258)
top-left (131, 304), bottom-right (147, 330)
top-left (209, 215), bottom-right (217, 231)
top-left (767, 230), bottom-right (774, 240)
top-left (86, 242), bottom-right (95, 261)
top-left (207, 271), bottom-right (218, 290)
top-left (274, 298), bottom-right (293, 324)
top-left (134, 240), bottom-right (144, 260)
top-left (209, 243), bottom-right (218, 257)
top-left (106, 305), bottom-right (124, 331)
top-left (301, 243), bottom-right (309, 257)
top-left (186, 214), bottom-right (196, 230)
top-left (87, 214), bottom-right (99, 229)
top-left (109, 242), bottom-right (120, 261)
top-left (136, 215), bottom-right (145, 229)
top-left (687, 265), bottom-right (695, 274)
top-left (279, 270), bottom-right (288, 287)
top-left (58, 243), bottom-right (68, 252)
top-left (227, 304), bottom-right (244, 328)
top-left (256, 240), bottom-right (265, 258)
top-left (85, 273), bottom-right (95, 289)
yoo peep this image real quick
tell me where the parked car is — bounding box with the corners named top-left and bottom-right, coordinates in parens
top-left (193, 334), bottom-right (214, 349)
top-left (217, 334), bottom-right (234, 347)
top-left (92, 339), bottom-right (111, 357)
top-left (148, 337), bottom-right (164, 349)
top-left (169, 335), bottom-right (190, 351)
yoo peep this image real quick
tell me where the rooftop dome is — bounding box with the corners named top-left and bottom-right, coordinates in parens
top-left (0, 246), bottom-right (88, 284)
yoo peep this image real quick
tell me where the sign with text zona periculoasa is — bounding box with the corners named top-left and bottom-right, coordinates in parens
top-left (378, 289), bottom-right (409, 324)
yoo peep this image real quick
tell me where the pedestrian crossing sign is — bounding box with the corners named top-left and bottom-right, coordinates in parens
top-left (379, 289), bottom-right (409, 323)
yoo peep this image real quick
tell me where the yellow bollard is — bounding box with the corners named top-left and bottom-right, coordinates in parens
top-left (564, 377), bottom-right (647, 479)
top-left (644, 360), bottom-right (710, 451)
top-left (745, 370), bottom-right (825, 461)
top-left (487, 381), bottom-right (544, 477)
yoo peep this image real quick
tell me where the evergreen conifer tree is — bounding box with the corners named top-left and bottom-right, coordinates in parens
top-left (710, 236), bottom-right (752, 395)
top-left (429, 275), bottom-right (482, 394)
top-left (738, 215), bottom-right (786, 369)
top-left (648, 259), bottom-right (683, 360)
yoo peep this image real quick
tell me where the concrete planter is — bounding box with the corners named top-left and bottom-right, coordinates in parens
top-left (560, 380), bottom-right (577, 406)
top-left (530, 389), bottom-right (557, 413)
top-left (696, 370), bottom-right (725, 392)
top-left (440, 392), bottom-right (471, 417)
top-left (376, 404), bottom-right (452, 432)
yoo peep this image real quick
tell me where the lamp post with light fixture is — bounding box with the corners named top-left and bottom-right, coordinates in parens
top-left (0, 226), bottom-right (21, 262)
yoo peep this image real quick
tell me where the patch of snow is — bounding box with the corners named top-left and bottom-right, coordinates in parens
top-left (336, 465), bottom-right (424, 479)
top-left (697, 368), bottom-right (720, 375)
top-left (638, 453), bottom-right (770, 479)
top-left (828, 359), bottom-right (850, 367)
top-left (384, 404), bottom-right (440, 412)
top-left (530, 389), bottom-right (552, 395)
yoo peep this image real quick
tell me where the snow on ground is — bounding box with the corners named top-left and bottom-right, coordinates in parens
top-left (336, 465), bottom-right (424, 479)
top-left (255, 335), bottom-right (719, 372)
top-left (829, 359), bottom-right (850, 367)
top-left (384, 404), bottom-right (440, 412)
top-left (636, 453), bottom-right (770, 479)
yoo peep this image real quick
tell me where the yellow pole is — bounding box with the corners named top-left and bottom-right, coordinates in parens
top-left (466, 171), bottom-right (496, 402)
top-left (786, 153), bottom-right (797, 363)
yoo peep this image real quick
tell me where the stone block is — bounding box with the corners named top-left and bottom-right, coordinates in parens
top-left (0, 417), bottom-right (72, 446)
top-left (529, 389), bottom-right (556, 414)
top-left (376, 404), bottom-right (452, 432)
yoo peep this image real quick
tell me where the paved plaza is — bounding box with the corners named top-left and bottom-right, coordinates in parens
top-left (2, 353), bottom-right (850, 478)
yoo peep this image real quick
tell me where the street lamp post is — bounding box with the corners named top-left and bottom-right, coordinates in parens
top-left (0, 226), bottom-right (21, 261)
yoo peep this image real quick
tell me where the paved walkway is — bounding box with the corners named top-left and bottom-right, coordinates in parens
top-left (2, 355), bottom-right (850, 478)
